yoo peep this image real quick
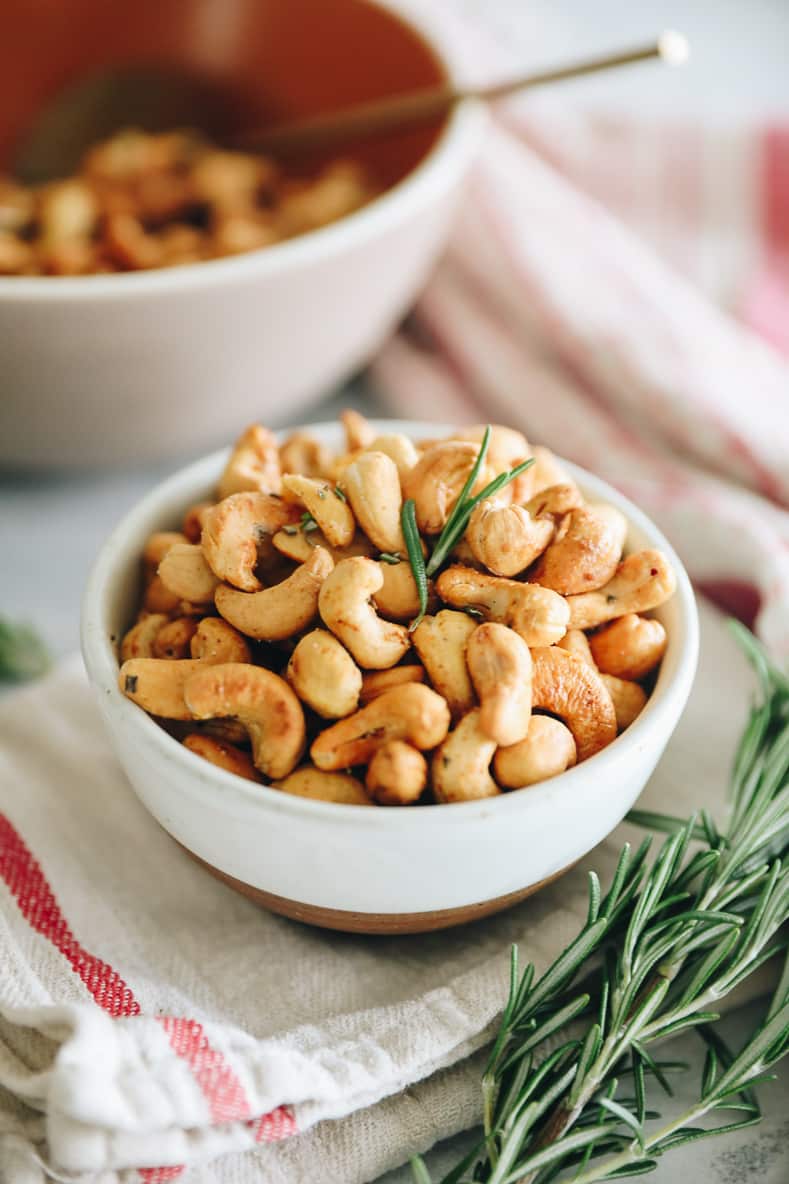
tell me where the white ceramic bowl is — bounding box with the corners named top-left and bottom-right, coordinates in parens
top-left (81, 420), bottom-right (699, 933)
top-left (0, 3), bottom-right (483, 469)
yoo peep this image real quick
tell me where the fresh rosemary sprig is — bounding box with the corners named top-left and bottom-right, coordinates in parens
top-left (0, 619), bottom-right (51, 683)
top-left (412, 622), bottom-right (789, 1184)
top-left (402, 498), bottom-right (429, 631)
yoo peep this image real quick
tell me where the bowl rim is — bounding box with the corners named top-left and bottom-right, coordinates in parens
top-left (0, 0), bottom-right (485, 303)
top-left (81, 418), bottom-right (700, 830)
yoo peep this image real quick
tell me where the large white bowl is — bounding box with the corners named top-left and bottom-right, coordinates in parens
top-left (0, 3), bottom-right (483, 469)
top-left (81, 420), bottom-right (699, 933)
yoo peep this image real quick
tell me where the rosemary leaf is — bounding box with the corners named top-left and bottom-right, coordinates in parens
top-left (0, 619), bottom-right (51, 683)
top-left (401, 498), bottom-right (428, 631)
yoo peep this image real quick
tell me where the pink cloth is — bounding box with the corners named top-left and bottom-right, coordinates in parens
top-left (372, 108), bottom-right (789, 654)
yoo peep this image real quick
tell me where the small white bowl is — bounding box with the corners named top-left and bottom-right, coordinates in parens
top-left (81, 420), bottom-right (699, 933)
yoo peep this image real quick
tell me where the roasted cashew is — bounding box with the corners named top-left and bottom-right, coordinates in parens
top-left (436, 565), bottom-right (569, 646)
top-left (142, 575), bottom-right (181, 615)
top-left (465, 499), bottom-right (553, 577)
top-left (311, 683), bottom-right (450, 771)
top-left (286, 629), bottom-right (362, 719)
top-left (600, 674), bottom-right (648, 731)
top-left (216, 547), bottom-right (333, 641)
top-left (530, 646), bottom-right (617, 760)
top-left (190, 617), bottom-right (251, 664)
top-left (557, 628), bottom-right (596, 667)
top-left (183, 663), bottom-right (305, 779)
top-left (524, 484), bottom-right (584, 521)
top-left (279, 431), bottom-right (331, 479)
top-left (493, 716), bottom-right (577, 789)
top-left (281, 474), bottom-right (356, 547)
top-left (566, 550), bottom-right (677, 630)
top-left (201, 492), bottom-right (298, 591)
top-left (183, 734), bottom-right (261, 782)
top-left (182, 503), bottom-right (213, 543)
top-left (368, 433), bottom-right (420, 481)
top-left (402, 442), bottom-right (496, 534)
top-left (120, 657), bottom-right (206, 719)
top-left (373, 560), bottom-right (427, 622)
top-left (411, 610), bottom-right (477, 721)
top-left (143, 531), bottom-right (187, 581)
top-left (341, 408), bottom-right (375, 452)
top-left (589, 613), bottom-right (667, 681)
top-left (530, 505), bottom-right (627, 595)
top-left (366, 741), bottom-right (427, 805)
top-left (120, 613), bottom-right (168, 661)
top-left (218, 424), bottom-right (282, 499)
top-left (466, 623), bottom-right (532, 746)
top-left (274, 766), bottom-right (372, 805)
top-left (318, 557), bottom-right (410, 670)
top-left (453, 424), bottom-right (534, 502)
top-left (360, 665), bottom-right (425, 703)
top-left (158, 543), bottom-right (220, 604)
top-left (431, 709), bottom-right (499, 803)
top-left (529, 446), bottom-right (578, 497)
top-left (272, 527), bottom-right (375, 565)
top-left (152, 617), bottom-right (199, 659)
top-left (339, 451), bottom-right (407, 554)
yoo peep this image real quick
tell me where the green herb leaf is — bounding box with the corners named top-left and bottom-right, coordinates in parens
top-left (378, 552), bottom-right (402, 565)
top-left (0, 620), bottom-right (51, 683)
top-left (401, 498), bottom-right (428, 631)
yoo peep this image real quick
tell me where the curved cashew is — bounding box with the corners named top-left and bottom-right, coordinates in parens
top-left (158, 543), bottom-right (220, 604)
top-left (466, 623), bottom-right (532, 746)
top-left (531, 505), bottom-right (627, 595)
top-left (281, 474), bottom-right (356, 548)
top-left (589, 613), bottom-right (667, 681)
top-left (567, 550), bottom-right (677, 630)
top-left (190, 617), bottom-right (251, 664)
top-left (493, 716), bottom-right (577, 789)
top-left (182, 503), bottom-right (213, 543)
top-left (600, 674), bottom-right (648, 731)
top-left (142, 574), bottom-right (181, 615)
top-left (286, 629), bottom-right (362, 719)
top-left (465, 500), bottom-right (553, 577)
top-left (201, 492), bottom-right (298, 591)
top-left (143, 531), bottom-right (187, 581)
top-left (530, 647), bottom-right (617, 760)
top-left (366, 741), bottom-right (427, 805)
top-left (524, 484), bottom-right (584, 520)
top-left (339, 451), bottom-right (407, 554)
top-left (218, 424), bottom-right (282, 498)
top-left (341, 408), bottom-right (375, 452)
top-left (279, 431), bottom-right (331, 479)
top-left (152, 617), bottom-right (199, 660)
top-left (436, 565), bottom-right (569, 646)
top-left (402, 442), bottom-right (496, 534)
top-left (183, 663), bottom-right (305, 779)
top-left (431, 709), bottom-right (499, 803)
top-left (360, 665), bottom-right (425, 703)
top-left (529, 446), bottom-right (578, 497)
top-left (119, 657), bottom-right (206, 720)
top-left (318, 557), bottom-right (410, 670)
top-left (120, 613), bottom-right (168, 661)
top-left (453, 423), bottom-right (534, 502)
top-left (557, 628), bottom-right (596, 667)
top-left (183, 734), bottom-right (261, 783)
top-left (373, 560), bottom-right (427, 622)
top-left (274, 766), bottom-right (373, 805)
top-left (368, 433), bottom-right (420, 481)
top-left (272, 527), bottom-right (375, 565)
top-left (311, 683), bottom-right (450, 771)
top-left (216, 547), bottom-right (333, 641)
top-left (411, 610), bottom-right (476, 721)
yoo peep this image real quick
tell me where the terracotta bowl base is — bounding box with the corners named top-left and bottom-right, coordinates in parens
top-left (180, 844), bottom-right (575, 934)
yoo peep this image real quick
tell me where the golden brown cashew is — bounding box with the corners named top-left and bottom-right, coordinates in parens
top-left (373, 560), bottom-right (428, 622)
top-left (524, 484), bottom-right (584, 521)
top-left (432, 709), bottom-right (500, 803)
top-left (530, 647), bottom-right (617, 760)
top-left (142, 575), bottom-right (181, 615)
top-left (567, 550), bottom-right (677, 630)
top-left (557, 628), bottom-right (596, 667)
top-left (158, 543), bottom-right (220, 604)
top-left (436, 565), bottom-right (569, 647)
top-left (120, 613), bottom-right (168, 661)
top-left (215, 547), bottom-right (333, 641)
top-left (318, 557), bottom-right (410, 669)
top-left (589, 614), bottom-right (667, 681)
top-left (600, 674), bottom-right (648, 731)
top-left (530, 505), bottom-right (627, 595)
top-left (183, 734), bottom-right (261, 783)
top-left (411, 610), bottom-right (477, 721)
top-left (366, 741), bottom-right (427, 805)
top-left (182, 503), bottom-right (213, 544)
top-left (190, 617), bottom-right (252, 664)
top-left (341, 408), bottom-right (375, 452)
top-left (368, 433), bottom-right (420, 480)
top-left (281, 474), bottom-right (356, 547)
top-left (143, 531), bottom-right (187, 582)
top-left (286, 629), bottom-right (362, 719)
top-left (119, 658), bottom-right (205, 719)
top-left (493, 716), bottom-right (577, 789)
top-left (274, 767), bottom-right (372, 805)
top-left (311, 683), bottom-right (450, 771)
top-left (453, 424), bottom-right (534, 502)
top-left (402, 442), bottom-right (496, 534)
top-left (465, 500), bottom-right (554, 577)
top-left (339, 452), bottom-right (407, 554)
top-left (466, 623), bottom-right (532, 746)
top-left (360, 666), bottom-right (425, 703)
top-left (218, 424), bottom-right (282, 499)
top-left (279, 431), bottom-right (331, 479)
top-left (183, 663), bottom-right (305, 779)
top-left (271, 527), bottom-right (375, 565)
top-left (152, 617), bottom-right (199, 660)
top-left (201, 492), bottom-right (298, 591)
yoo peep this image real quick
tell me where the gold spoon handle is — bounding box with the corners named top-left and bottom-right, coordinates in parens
top-left (241, 31), bottom-right (688, 155)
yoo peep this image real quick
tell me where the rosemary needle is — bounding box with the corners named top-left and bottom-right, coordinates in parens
top-left (401, 498), bottom-right (428, 631)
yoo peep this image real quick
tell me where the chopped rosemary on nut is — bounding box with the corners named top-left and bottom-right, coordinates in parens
top-left (378, 552), bottom-right (403, 565)
top-left (333, 486), bottom-right (347, 502)
top-left (300, 511), bottom-right (319, 533)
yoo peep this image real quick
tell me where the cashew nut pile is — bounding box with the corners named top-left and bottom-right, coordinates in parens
top-left (0, 128), bottom-right (377, 276)
top-left (118, 413), bottom-right (676, 805)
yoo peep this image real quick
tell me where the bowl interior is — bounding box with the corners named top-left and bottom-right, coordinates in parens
top-left (2, 0), bottom-right (447, 186)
